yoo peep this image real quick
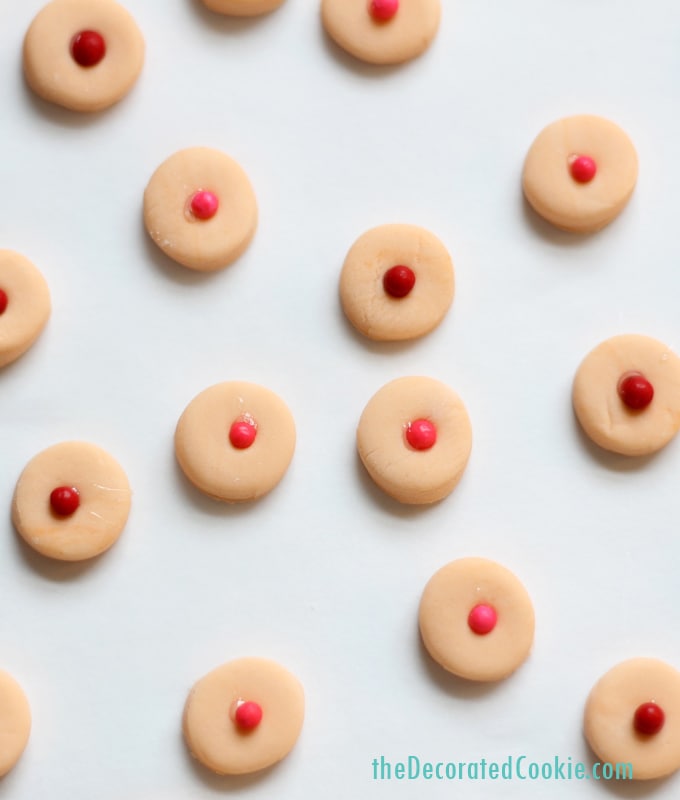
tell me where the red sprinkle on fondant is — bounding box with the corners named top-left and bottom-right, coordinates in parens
top-left (405, 418), bottom-right (437, 451)
top-left (468, 604), bottom-right (498, 635)
top-left (50, 486), bottom-right (80, 517)
top-left (235, 701), bottom-right (263, 730)
top-left (569, 155), bottom-right (597, 183)
top-left (0, 289), bottom-right (7, 315)
top-left (189, 191), bottom-right (219, 221)
top-left (229, 418), bottom-right (257, 449)
top-left (617, 372), bottom-right (654, 411)
top-left (370, 0), bottom-right (399, 21)
top-left (634, 702), bottom-right (665, 736)
top-left (71, 31), bottom-right (106, 67)
top-left (383, 265), bottom-right (416, 298)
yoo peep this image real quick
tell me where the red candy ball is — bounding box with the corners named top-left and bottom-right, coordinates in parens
top-left (50, 486), bottom-right (80, 517)
top-left (70, 30), bottom-right (107, 68)
top-left (634, 702), bottom-right (665, 736)
top-left (569, 155), bottom-right (597, 184)
top-left (229, 418), bottom-right (257, 449)
top-left (617, 372), bottom-right (654, 410)
top-left (405, 418), bottom-right (437, 451)
top-left (468, 604), bottom-right (498, 635)
top-left (234, 700), bottom-right (263, 730)
top-left (370, 0), bottom-right (399, 20)
top-left (383, 265), bottom-right (416, 299)
top-left (0, 289), bottom-right (7, 315)
top-left (189, 190), bottom-right (219, 221)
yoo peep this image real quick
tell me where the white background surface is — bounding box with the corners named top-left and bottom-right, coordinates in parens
top-left (1, 0), bottom-right (680, 797)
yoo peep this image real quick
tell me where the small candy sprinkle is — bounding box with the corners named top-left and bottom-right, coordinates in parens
top-left (383, 265), bottom-right (416, 298)
top-left (468, 604), bottom-right (498, 635)
top-left (234, 700), bottom-right (263, 730)
top-left (569, 155), bottom-right (597, 184)
top-left (0, 289), bottom-right (7, 315)
top-left (634, 702), bottom-right (665, 736)
top-left (229, 417), bottom-right (257, 449)
top-left (370, 0), bottom-right (399, 21)
top-left (50, 486), bottom-right (80, 517)
top-left (617, 372), bottom-right (654, 411)
top-left (71, 30), bottom-right (106, 68)
top-left (189, 190), bottom-right (219, 221)
top-left (405, 418), bottom-right (437, 450)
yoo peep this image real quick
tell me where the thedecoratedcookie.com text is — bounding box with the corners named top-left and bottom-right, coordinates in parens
top-left (371, 755), bottom-right (633, 782)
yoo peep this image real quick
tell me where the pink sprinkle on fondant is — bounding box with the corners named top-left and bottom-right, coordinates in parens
top-left (468, 604), bottom-right (497, 635)
top-left (405, 419), bottom-right (437, 451)
top-left (370, 0), bottom-right (399, 22)
top-left (229, 418), bottom-right (257, 449)
top-left (190, 190), bottom-right (219, 221)
top-left (569, 155), bottom-right (597, 183)
top-left (234, 700), bottom-right (263, 730)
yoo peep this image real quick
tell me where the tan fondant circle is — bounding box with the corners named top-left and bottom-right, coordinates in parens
top-left (0, 671), bottom-right (31, 777)
top-left (175, 382), bottom-right (296, 502)
top-left (144, 148), bottom-right (258, 272)
top-left (572, 334), bottom-right (680, 456)
top-left (522, 115), bottom-right (638, 233)
top-left (584, 658), bottom-right (680, 780)
top-left (339, 224), bottom-right (454, 342)
top-left (0, 250), bottom-right (51, 368)
top-left (419, 557), bottom-right (535, 682)
top-left (183, 657), bottom-right (304, 775)
top-left (12, 441), bottom-right (132, 561)
top-left (356, 376), bottom-right (471, 504)
top-left (321, 0), bottom-right (441, 65)
top-left (23, 0), bottom-right (144, 113)
top-left (201, 0), bottom-right (286, 15)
